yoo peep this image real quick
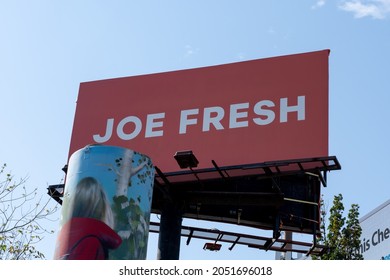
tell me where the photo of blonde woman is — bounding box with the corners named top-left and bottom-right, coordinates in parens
top-left (54, 177), bottom-right (122, 260)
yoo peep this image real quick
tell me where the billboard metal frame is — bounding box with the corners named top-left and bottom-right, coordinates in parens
top-left (48, 155), bottom-right (340, 257)
top-left (149, 221), bottom-right (328, 256)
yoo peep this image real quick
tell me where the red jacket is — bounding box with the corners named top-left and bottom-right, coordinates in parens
top-left (54, 217), bottom-right (122, 260)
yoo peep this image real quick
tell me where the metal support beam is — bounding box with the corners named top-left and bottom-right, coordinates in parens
top-left (157, 200), bottom-right (183, 260)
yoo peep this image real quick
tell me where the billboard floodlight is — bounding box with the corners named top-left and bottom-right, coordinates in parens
top-left (174, 150), bottom-right (199, 169)
top-left (203, 243), bottom-right (222, 251)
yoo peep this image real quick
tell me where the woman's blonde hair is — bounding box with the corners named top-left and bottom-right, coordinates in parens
top-left (67, 177), bottom-right (114, 228)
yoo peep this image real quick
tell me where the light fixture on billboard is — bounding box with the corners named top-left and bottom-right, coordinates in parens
top-left (203, 242), bottom-right (222, 251)
top-left (174, 150), bottom-right (199, 169)
top-left (47, 184), bottom-right (64, 205)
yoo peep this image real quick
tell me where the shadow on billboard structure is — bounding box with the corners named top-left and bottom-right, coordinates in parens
top-left (49, 49), bottom-right (341, 259)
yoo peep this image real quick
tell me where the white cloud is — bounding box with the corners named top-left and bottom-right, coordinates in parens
top-left (237, 52), bottom-right (245, 60)
top-left (267, 26), bottom-right (276, 34)
top-left (311, 0), bottom-right (326, 10)
top-left (339, 0), bottom-right (390, 19)
top-left (185, 45), bottom-right (199, 56)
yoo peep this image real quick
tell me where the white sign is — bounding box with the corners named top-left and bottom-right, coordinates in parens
top-left (359, 200), bottom-right (390, 260)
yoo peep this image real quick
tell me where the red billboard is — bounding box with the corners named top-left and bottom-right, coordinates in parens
top-left (69, 50), bottom-right (329, 173)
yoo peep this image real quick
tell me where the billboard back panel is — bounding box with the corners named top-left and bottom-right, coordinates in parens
top-left (69, 50), bottom-right (329, 173)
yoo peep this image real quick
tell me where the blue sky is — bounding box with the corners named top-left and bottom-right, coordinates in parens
top-left (1, 1), bottom-right (390, 260)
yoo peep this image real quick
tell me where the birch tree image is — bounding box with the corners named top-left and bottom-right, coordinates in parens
top-left (107, 148), bottom-right (154, 259)
top-left (114, 149), bottom-right (147, 198)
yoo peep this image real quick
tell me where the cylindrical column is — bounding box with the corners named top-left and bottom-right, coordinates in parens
top-left (54, 144), bottom-right (154, 260)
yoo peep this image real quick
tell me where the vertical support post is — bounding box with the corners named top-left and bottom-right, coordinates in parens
top-left (273, 214), bottom-right (281, 239)
top-left (312, 191), bottom-right (318, 247)
top-left (284, 231), bottom-right (293, 260)
top-left (157, 200), bottom-right (183, 260)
